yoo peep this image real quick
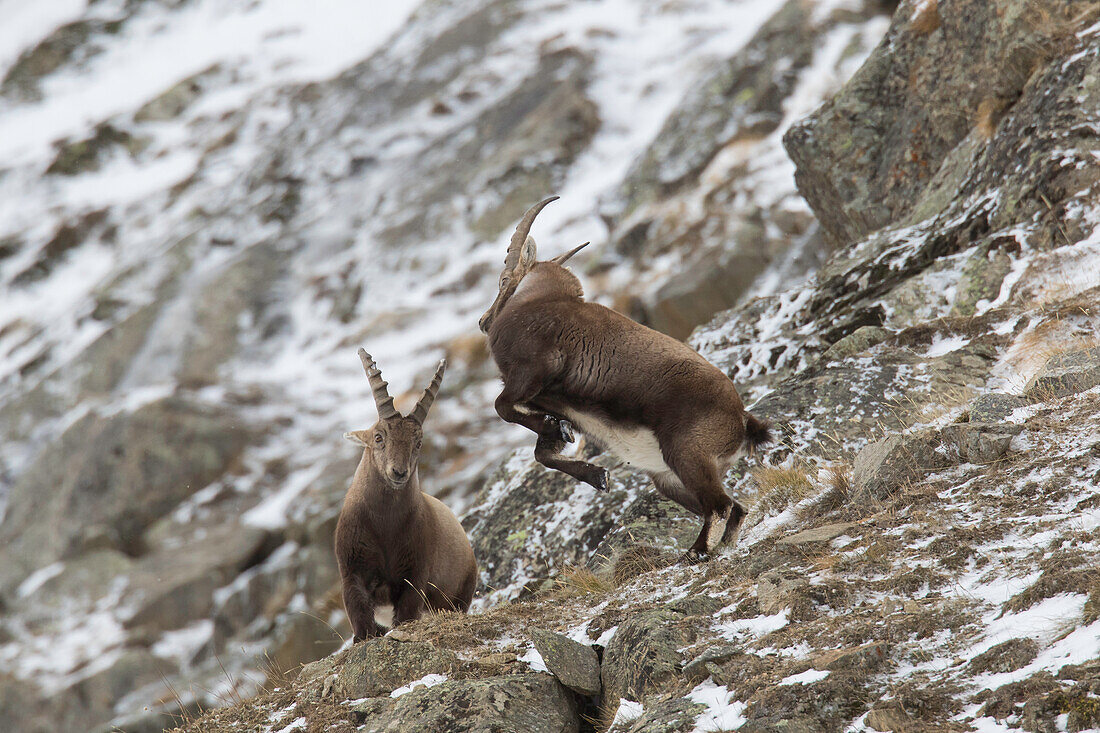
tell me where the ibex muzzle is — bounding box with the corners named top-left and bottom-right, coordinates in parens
top-left (482, 198), bottom-right (772, 561)
top-left (336, 349), bottom-right (477, 640)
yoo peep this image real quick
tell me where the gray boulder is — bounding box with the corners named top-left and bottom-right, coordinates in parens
top-left (365, 674), bottom-right (578, 733)
top-left (606, 696), bottom-right (705, 733)
top-left (775, 523), bottom-right (856, 550)
top-left (940, 422), bottom-right (1023, 465)
top-left (530, 629), bottom-right (601, 696)
top-left (601, 608), bottom-right (694, 704)
top-left (821, 326), bottom-right (890, 362)
top-left (1024, 347), bottom-right (1100, 401)
top-left (970, 393), bottom-right (1028, 422)
top-left (330, 637), bottom-right (459, 700)
top-left (852, 432), bottom-right (951, 502)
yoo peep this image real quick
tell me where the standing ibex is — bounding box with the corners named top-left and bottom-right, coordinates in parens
top-left (336, 349), bottom-right (477, 640)
top-left (479, 197), bottom-right (772, 560)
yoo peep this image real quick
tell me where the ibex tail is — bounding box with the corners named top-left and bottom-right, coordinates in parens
top-left (743, 413), bottom-right (773, 455)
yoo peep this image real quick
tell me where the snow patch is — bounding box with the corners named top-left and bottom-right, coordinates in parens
top-left (687, 680), bottom-right (747, 732)
top-left (778, 668), bottom-right (831, 686)
top-left (518, 646), bottom-right (548, 673)
top-left (390, 673), bottom-right (448, 698)
top-left (612, 699), bottom-right (645, 725)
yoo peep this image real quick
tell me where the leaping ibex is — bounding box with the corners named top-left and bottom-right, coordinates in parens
top-left (336, 349), bottom-right (477, 640)
top-left (479, 197), bottom-right (772, 560)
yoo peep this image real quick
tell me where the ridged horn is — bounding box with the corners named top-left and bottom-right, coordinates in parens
top-left (504, 196), bottom-right (558, 272)
top-left (410, 359), bottom-right (447, 425)
top-left (358, 348), bottom-right (398, 420)
top-left (551, 242), bottom-right (589, 265)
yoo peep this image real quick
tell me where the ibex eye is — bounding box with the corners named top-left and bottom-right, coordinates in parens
top-left (374, 434), bottom-right (384, 444)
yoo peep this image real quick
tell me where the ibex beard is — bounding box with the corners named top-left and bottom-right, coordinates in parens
top-left (481, 197), bottom-right (773, 561)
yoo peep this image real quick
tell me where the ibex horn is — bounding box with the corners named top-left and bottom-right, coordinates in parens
top-left (551, 242), bottom-right (589, 265)
top-left (358, 348), bottom-right (398, 420)
top-left (411, 359), bottom-right (447, 425)
top-left (504, 196), bottom-right (558, 272)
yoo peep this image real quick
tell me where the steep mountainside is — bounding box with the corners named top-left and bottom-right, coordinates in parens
top-left (0, 1), bottom-right (893, 731)
top-left (167, 0), bottom-right (1100, 731)
top-left (5, 0), bottom-right (1100, 731)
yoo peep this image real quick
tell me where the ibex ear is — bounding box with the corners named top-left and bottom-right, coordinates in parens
top-left (343, 430), bottom-right (370, 446)
top-left (519, 235), bottom-right (537, 270)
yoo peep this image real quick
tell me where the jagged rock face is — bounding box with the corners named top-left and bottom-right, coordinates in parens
top-left (697, 0), bottom-right (1100, 401)
top-left (601, 608), bottom-right (694, 704)
top-left (464, 454), bottom-right (706, 604)
top-left (601, 0), bottom-right (891, 338)
top-left (784, 0), bottom-right (1087, 247)
top-left (0, 1), bottom-right (899, 728)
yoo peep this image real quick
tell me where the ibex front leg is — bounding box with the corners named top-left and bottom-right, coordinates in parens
top-left (534, 428), bottom-right (609, 492)
top-left (342, 571), bottom-right (385, 641)
top-left (393, 575), bottom-right (428, 627)
top-left (494, 374), bottom-right (574, 445)
top-left (495, 376), bottom-right (608, 492)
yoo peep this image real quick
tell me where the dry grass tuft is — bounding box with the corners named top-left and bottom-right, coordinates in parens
top-left (910, 0), bottom-right (941, 35)
top-left (1024, 2), bottom-right (1100, 47)
top-left (552, 565), bottom-right (617, 597)
top-left (611, 545), bottom-right (673, 585)
top-left (751, 463), bottom-right (816, 515)
top-left (593, 698), bottom-right (623, 733)
top-left (799, 463), bottom-right (852, 519)
top-left (975, 96), bottom-right (1006, 139)
top-left (1002, 302), bottom-right (1100, 389)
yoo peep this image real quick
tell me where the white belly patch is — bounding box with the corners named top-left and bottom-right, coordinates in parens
top-left (561, 408), bottom-right (671, 474)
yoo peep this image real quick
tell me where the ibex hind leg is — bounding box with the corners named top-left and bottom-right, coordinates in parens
top-left (721, 502), bottom-right (746, 546)
top-left (663, 451), bottom-right (733, 561)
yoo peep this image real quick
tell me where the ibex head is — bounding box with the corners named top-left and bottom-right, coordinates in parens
top-left (478, 196), bottom-right (589, 334)
top-left (344, 348), bottom-right (446, 489)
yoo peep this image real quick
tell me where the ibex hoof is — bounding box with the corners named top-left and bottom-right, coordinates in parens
top-left (559, 419), bottom-right (575, 443)
top-left (542, 415), bottom-right (575, 444)
top-left (679, 549), bottom-right (707, 565)
top-left (588, 468), bottom-right (609, 493)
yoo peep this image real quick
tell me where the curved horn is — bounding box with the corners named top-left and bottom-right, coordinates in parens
top-left (504, 196), bottom-right (558, 272)
top-left (551, 242), bottom-right (589, 265)
top-left (358, 348), bottom-right (398, 419)
top-left (410, 359), bottom-right (447, 425)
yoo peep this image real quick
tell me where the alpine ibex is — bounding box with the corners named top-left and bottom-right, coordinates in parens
top-left (479, 197), bottom-right (772, 560)
top-left (336, 349), bottom-right (477, 640)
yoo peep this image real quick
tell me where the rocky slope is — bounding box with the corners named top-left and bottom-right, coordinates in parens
top-left (0, 0), bottom-right (891, 731)
top-left (4, 0), bottom-right (1100, 731)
